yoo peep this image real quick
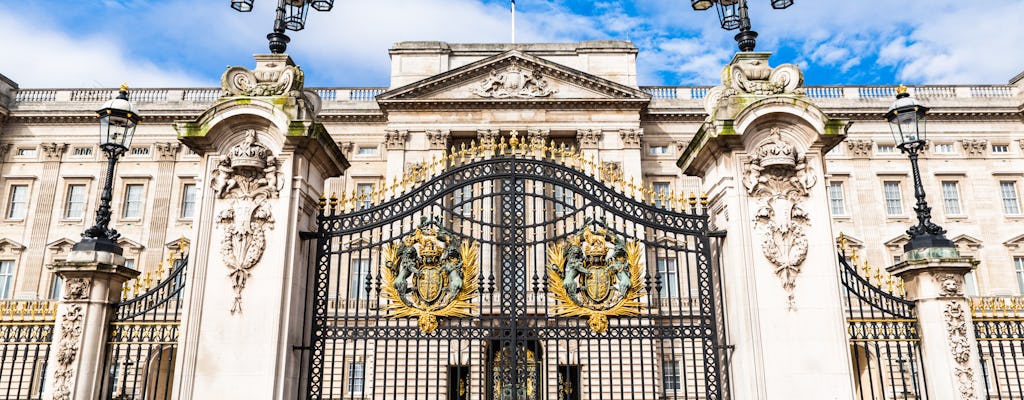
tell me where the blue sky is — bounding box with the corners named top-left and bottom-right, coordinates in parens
top-left (2, 0), bottom-right (1022, 88)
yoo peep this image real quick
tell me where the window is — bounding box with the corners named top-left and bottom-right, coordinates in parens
top-left (348, 362), bottom-right (365, 394)
top-left (72, 147), bottom-right (93, 156)
top-left (16, 148), bottom-right (37, 157)
top-left (649, 145), bottom-right (669, 155)
top-left (941, 181), bottom-right (961, 215)
top-left (50, 275), bottom-right (63, 299)
top-left (964, 271), bottom-right (978, 296)
top-left (883, 181), bottom-right (903, 216)
top-left (357, 146), bottom-right (379, 156)
top-left (828, 181), bottom-right (846, 215)
top-left (129, 146), bottom-right (150, 156)
top-left (124, 259), bottom-right (135, 271)
top-left (653, 182), bottom-right (670, 209)
top-left (1001, 181), bottom-right (1021, 214)
top-left (123, 184), bottom-right (144, 218)
top-left (453, 186), bottom-right (472, 217)
top-left (7, 185), bottom-right (29, 219)
top-left (892, 255), bottom-right (902, 265)
top-left (350, 259), bottom-right (370, 299)
top-left (65, 184), bottom-right (86, 220)
top-left (355, 183), bottom-right (373, 210)
top-left (934, 143), bottom-right (955, 154)
top-left (553, 185), bottom-right (573, 217)
top-left (993, 144), bottom-right (1009, 153)
top-left (181, 184), bottom-right (197, 219)
top-left (1016, 257), bottom-right (1024, 294)
top-left (0, 260), bottom-right (13, 299)
top-left (656, 257), bottom-right (679, 297)
top-left (662, 360), bottom-right (681, 391)
top-left (877, 145), bottom-right (895, 154)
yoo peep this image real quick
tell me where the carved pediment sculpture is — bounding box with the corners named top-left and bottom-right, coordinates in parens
top-left (961, 139), bottom-right (987, 156)
top-left (472, 62), bottom-right (556, 99)
top-left (222, 60), bottom-right (304, 97)
top-left (744, 128), bottom-right (815, 310)
top-left (210, 129), bottom-right (283, 314)
top-left (704, 53), bottom-right (804, 115)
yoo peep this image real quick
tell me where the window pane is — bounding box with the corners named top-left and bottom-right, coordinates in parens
top-left (7, 185), bottom-right (28, 219)
top-left (653, 182), bottom-right (670, 209)
top-left (1016, 257), bottom-right (1024, 294)
top-left (0, 260), bottom-right (14, 299)
top-left (454, 186), bottom-right (472, 217)
top-left (348, 362), bottom-right (365, 393)
top-left (65, 185), bottom-right (86, 219)
top-left (657, 257), bottom-right (679, 297)
top-left (553, 185), bottom-right (574, 217)
top-left (941, 181), bottom-right (961, 215)
top-left (828, 182), bottom-right (845, 215)
top-left (50, 275), bottom-right (63, 299)
top-left (350, 259), bottom-right (370, 299)
top-left (964, 271), bottom-right (978, 297)
top-left (662, 360), bottom-right (681, 391)
top-left (181, 184), bottom-right (197, 218)
top-left (883, 182), bottom-right (902, 216)
top-left (123, 184), bottom-right (144, 218)
top-left (1001, 182), bottom-right (1020, 214)
top-left (356, 183), bottom-right (373, 210)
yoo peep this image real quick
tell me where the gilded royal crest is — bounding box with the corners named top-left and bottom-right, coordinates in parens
top-left (548, 218), bottom-right (645, 333)
top-left (382, 217), bottom-right (479, 333)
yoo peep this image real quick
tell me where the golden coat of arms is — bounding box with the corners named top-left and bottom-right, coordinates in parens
top-left (381, 217), bottom-right (479, 333)
top-left (548, 218), bottom-right (645, 333)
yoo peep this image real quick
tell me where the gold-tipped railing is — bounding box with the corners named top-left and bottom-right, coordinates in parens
top-left (837, 233), bottom-right (906, 297)
top-left (0, 300), bottom-right (58, 322)
top-left (320, 130), bottom-right (708, 216)
top-left (971, 297), bottom-right (1024, 320)
top-left (120, 237), bottom-right (189, 301)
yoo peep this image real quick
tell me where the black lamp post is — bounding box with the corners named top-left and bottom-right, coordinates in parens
top-left (884, 85), bottom-right (955, 252)
top-left (230, 0), bottom-right (336, 54)
top-left (690, 0), bottom-right (794, 52)
top-left (73, 85), bottom-right (140, 256)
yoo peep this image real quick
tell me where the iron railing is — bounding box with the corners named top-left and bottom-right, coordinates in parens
top-left (0, 301), bottom-right (56, 400)
top-left (972, 296), bottom-right (1024, 399)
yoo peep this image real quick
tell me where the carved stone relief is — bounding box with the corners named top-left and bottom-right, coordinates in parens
top-left (961, 139), bottom-right (987, 156)
top-left (846, 139), bottom-right (873, 157)
top-left (937, 273), bottom-right (964, 297)
top-left (476, 129), bottom-right (500, 147)
top-left (619, 129), bottom-right (643, 149)
top-left (577, 129), bottom-right (601, 149)
top-left (471, 62), bottom-right (556, 98)
top-left (155, 142), bottom-right (181, 160)
top-left (744, 128), bottom-right (816, 310)
top-left (944, 302), bottom-right (976, 399)
top-left (704, 54), bottom-right (804, 115)
top-left (675, 141), bottom-right (691, 154)
top-left (426, 129), bottom-right (451, 149)
top-left (222, 61), bottom-right (303, 97)
top-left (63, 277), bottom-right (92, 301)
top-left (384, 130), bottom-right (408, 150)
top-left (527, 128), bottom-right (550, 147)
top-left (601, 161), bottom-right (623, 181)
top-left (52, 304), bottom-right (84, 400)
top-left (211, 130), bottom-right (280, 314)
top-left (41, 143), bottom-right (67, 160)
top-left (0, 143), bottom-right (10, 160)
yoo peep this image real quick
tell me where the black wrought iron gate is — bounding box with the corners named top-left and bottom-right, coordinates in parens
top-left (306, 140), bottom-right (724, 399)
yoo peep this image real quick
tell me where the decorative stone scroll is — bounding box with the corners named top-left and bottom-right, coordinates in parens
top-left (472, 62), bottom-right (556, 98)
top-left (619, 128), bottom-right (643, 149)
top-left (211, 130), bottom-right (282, 314)
top-left (944, 302), bottom-right (976, 399)
top-left (961, 139), bottom-right (987, 156)
top-left (744, 129), bottom-right (816, 310)
top-left (52, 304), bottom-right (84, 400)
top-left (704, 53), bottom-right (804, 114)
top-left (384, 130), bottom-right (408, 150)
top-left (577, 129), bottom-right (601, 148)
top-left (846, 139), bottom-right (873, 157)
top-left (222, 60), bottom-right (303, 97)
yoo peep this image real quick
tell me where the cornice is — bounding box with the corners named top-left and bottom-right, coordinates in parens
top-left (377, 98), bottom-right (650, 111)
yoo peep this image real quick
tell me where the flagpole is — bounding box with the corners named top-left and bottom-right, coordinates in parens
top-left (511, 0), bottom-right (516, 44)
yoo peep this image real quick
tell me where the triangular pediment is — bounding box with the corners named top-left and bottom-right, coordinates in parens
top-left (378, 51), bottom-right (650, 110)
top-left (884, 234), bottom-right (910, 251)
top-left (952, 234), bottom-right (983, 252)
top-left (1004, 234), bottom-right (1024, 251)
top-left (117, 237), bottom-right (145, 252)
top-left (0, 238), bottom-right (26, 255)
top-left (46, 238), bottom-right (76, 256)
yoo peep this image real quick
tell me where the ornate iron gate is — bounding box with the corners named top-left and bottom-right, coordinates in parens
top-left (838, 241), bottom-right (927, 400)
top-left (0, 300), bottom-right (55, 399)
top-left (306, 137), bottom-right (724, 399)
top-left (102, 245), bottom-right (189, 400)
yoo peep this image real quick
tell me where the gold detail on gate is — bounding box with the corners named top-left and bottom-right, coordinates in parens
top-left (547, 218), bottom-right (645, 333)
top-left (382, 217), bottom-right (480, 333)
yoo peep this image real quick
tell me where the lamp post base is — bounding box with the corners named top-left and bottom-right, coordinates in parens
top-left (72, 237), bottom-right (124, 255)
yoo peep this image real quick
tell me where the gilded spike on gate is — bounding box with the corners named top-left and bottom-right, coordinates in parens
top-left (700, 193), bottom-right (709, 213)
top-left (329, 192), bottom-right (338, 215)
top-left (318, 192), bottom-right (326, 211)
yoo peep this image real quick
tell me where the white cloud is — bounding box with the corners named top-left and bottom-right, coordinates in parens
top-left (0, 9), bottom-right (207, 88)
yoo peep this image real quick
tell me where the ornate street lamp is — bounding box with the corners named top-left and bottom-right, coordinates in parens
top-left (884, 85), bottom-right (955, 252)
top-left (690, 0), bottom-right (794, 52)
top-left (230, 0), bottom-right (336, 54)
top-left (73, 85), bottom-right (140, 255)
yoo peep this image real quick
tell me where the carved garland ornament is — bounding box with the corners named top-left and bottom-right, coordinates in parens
top-left (211, 130), bottom-right (282, 314)
top-left (944, 302), bottom-right (976, 399)
top-left (472, 62), bottom-right (556, 99)
top-left (381, 217), bottom-right (480, 333)
top-left (52, 304), bottom-right (84, 400)
top-left (744, 129), bottom-right (815, 310)
top-left (547, 218), bottom-right (646, 333)
top-left (222, 62), bottom-right (303, 97)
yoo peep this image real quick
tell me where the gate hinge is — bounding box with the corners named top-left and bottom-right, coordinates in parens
top-left (299, 231), bottom-right (317, 240)
top-left (709, 230), bottom-right (727, 238)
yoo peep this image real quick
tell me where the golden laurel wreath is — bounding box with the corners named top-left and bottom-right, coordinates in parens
top-left (547, 237), bottom-right (645, 333)
top-left (381, 238), bottom-right (479, 333)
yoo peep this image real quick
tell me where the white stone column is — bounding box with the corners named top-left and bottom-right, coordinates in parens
top-left (43, 250), bottom-right (138, 400)
top-left (384, 129), bottom-right (408, 182)
top-left (618, 128), bottom-right (643, 184)
top-left (888, 256), bottom-right (987, 400)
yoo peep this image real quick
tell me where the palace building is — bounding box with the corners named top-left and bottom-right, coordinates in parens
top-left (0, 40), bottom-right (1022, 399)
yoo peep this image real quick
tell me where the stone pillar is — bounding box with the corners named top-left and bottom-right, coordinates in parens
top-left (618, 128), bottom-right (643, 184)
top-left (17, 143), bottom-right (67, 298)
top-left (888, 255), bottom-right (987, 400)
top-left (384, 129), bottom-right (408, 182)
top-left (576, 128), bottom-right (600, 160)
top-left (678, 52), bottom-right (855, 399)
top-left (42, 250), bottom-right (138, 400)
top-left (172, 53), bottom-right (348, 400)
top-left (144, 142), bottom-right (181, 268)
